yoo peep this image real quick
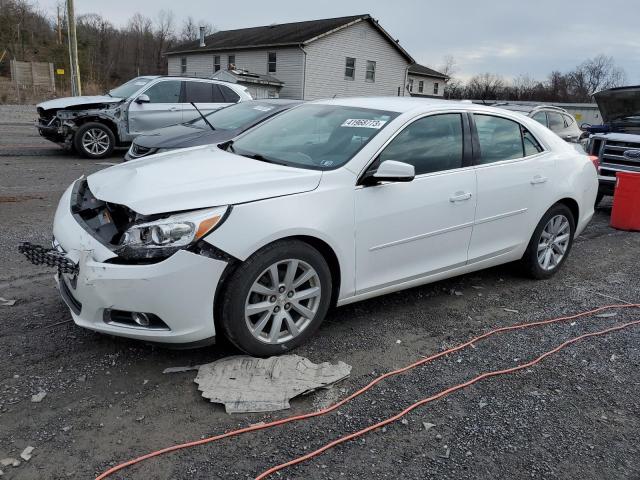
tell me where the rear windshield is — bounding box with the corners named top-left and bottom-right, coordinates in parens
top-left (228, 104), bottom-right (398, 170)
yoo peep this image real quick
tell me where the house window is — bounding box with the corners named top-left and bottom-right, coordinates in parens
top-left (344, 57), bottom-right (355, 80)
top-left (180, 57), bottom-right (187, 74)
top-left (268, 52), bottom-right (277, 73)
top-left (365, 60), bottom-right (376, 82)
top-left (418, 81), bottom-right (424, 93)
top-left (228, 55), bottom-right (236, 70)
top-left (213, 55), bottom-right (220, 72)
top-left (434, 82), bottom-right (439, 95)
top-left (408, 78), bottom-right (414, 92)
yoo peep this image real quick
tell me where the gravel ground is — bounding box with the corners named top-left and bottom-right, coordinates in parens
top-left (0, 107), bottom-right (639, 480)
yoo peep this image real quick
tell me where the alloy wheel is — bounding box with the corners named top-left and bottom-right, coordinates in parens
top-left (244, 259), bottom-right (322, 344)
top-left (537, 214), bottom-right (571, 271)
top-left (82, 128), bottom-right (110, 155)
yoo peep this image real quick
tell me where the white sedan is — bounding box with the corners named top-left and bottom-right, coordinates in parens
top-left (35, 98), bottom-right (598, 355)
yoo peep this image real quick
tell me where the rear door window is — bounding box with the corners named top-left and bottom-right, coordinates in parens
top-left (474, 115), bottom-right (524, 164)
top-left (547, 112), bottom-right (565, 132)
top-left (184, 81), bottom-right (214, 103)
top-left (219, 85), bottom-right (240, 103)
top-left (532, 111), bottom-right (547, 126)
top-left (143, 80), bottom-right (182, 103)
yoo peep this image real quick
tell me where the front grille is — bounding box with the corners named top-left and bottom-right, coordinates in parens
top-left (71, 180), bottom-right (137, 246)
top-left (129, 144), bottom-right (155, 158)
top-left (600, 140), bottom-right (640, 172)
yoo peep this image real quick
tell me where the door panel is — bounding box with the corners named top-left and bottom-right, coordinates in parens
top-left (355, 169), bottom-right (477, 293)
top-left (127, 80), bottom-right (183, 134)
top-left (468, 113), bottom-right (556, 262)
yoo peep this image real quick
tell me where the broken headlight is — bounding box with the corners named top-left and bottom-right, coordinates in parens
top-left (117, 206), bottom-right (228, 259)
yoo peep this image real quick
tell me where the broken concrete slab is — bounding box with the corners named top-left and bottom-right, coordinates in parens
top-left (0, 297), bottom-right (16, 306)
top-left (0, 458), bottom-right (19, 467)
top-left (20, 446), bottom-right (34, 462)
top-left (31, 391), bottom-right (46, 403)
top-left (194, 355), bottom-right (351, 413)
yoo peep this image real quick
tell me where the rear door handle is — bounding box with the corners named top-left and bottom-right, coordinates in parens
top-left (530, 175), bottom-right (548, 185)
top-left (449, 191), bottom-right (472, 202)
top-left (169, 107), bottom-right (180, 111)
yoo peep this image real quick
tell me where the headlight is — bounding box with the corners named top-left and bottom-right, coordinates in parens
top-left (117, 206), bottom-right (228, 259)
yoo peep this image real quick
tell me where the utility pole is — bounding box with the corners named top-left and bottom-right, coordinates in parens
top-left (66, 0), bottom-right (81, 95)
top-left (57, 5), bottom-right (62, 44)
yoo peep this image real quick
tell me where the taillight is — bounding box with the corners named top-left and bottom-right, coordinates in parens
top-left (589, 155), bottom-right (600, 171)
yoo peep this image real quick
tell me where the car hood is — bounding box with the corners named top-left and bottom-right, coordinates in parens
top-left (37, 95), bottom-right (123, 111)
top-left (87, 145), bottom-right (322, 215)
top-left (134, 124), bottom-right (240, 149)
top-left (594, 87), bottom-right (640, 125)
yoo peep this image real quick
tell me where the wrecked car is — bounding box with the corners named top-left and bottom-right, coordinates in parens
top-left (36, 76), bottom-right (252, 159)
top-left (20, 98), bottom-right (597, 356)
top-left (585, 85), bottom-right (640, 205)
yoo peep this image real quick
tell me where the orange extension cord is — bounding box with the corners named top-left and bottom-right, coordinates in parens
top-left (96, 304), bottom-right (640, 480)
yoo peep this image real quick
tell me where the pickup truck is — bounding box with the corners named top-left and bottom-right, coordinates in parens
top-left (585, 85), bottom-right (640, 205)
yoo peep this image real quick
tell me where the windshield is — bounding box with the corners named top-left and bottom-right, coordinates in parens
top-left (228, 104), bottom-right (398, 170)
top-left (191, 102), bottom-right (283, 130)
top-left (108, 77), bottom-right (153, 99)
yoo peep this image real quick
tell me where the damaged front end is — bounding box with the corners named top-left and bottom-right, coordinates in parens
top-left (36, 100), bottom-right (126, 149)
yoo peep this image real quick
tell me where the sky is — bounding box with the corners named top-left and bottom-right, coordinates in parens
top-left (37, 0), bottom-right (640, 84)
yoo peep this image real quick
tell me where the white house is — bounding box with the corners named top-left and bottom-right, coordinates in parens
top-left (407, 63), bottom-right (449, 98)
top-left (166, 14), bottom-right (446, 100)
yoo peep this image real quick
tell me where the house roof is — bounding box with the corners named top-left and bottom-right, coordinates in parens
top-left (166, 14), bottom-right (414, 63)
top-left (408, 63), bottom-right (449, 80)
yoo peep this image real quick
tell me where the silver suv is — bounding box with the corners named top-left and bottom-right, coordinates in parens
top-left (494, 104), bottom-right (584, 143)
top-left (36, 76), bottom-right (252, 158)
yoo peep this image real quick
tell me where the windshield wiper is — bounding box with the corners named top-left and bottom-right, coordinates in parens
top-left (191, 102), bottom-right (215, 131)
top-left (242, 153), bottom-right (278, 164)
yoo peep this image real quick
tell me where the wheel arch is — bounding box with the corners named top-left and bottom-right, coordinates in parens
top-left (556, 197), bottom-right (579, 224)
top-left (74, 116), bottom-right (120, 142)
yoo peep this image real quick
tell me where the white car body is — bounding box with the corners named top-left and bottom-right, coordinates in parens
top-left (50, 97), bottom-right (598, 347)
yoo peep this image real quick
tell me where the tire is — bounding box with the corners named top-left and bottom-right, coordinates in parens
top-left (73, 122), bottom-right (115, 159)
top-left (219, 240), bottom-right (332, 356)
top-left (521, 203), bottom-right (576, 279)
top-left (594, 192), bottom-right (604, 207)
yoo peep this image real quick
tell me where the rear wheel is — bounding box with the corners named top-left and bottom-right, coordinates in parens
top-left (521, 203), bottom-right (575, 279)
top-left (219, 240), bottom-right (332, 356)
top-left (74, 122), bottom-right (115, 159)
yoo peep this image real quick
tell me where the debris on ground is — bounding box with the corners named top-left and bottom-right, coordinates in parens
top-left (595, 312), bottom-right (618, 318)
top-left (0, 297), bottom-right (16, 306)
top-left (30, 391), bottom-right (46, 403)
top-left (19, 446), bottom-right (34, 462)
top-left (423, 422), bottom-right (436, 431)
top-left (0, 458), bottom-right (20, 467)
top-left (194, 355), bottom-right (352, 413)
top-left (502, 308), bottom-right (519, 313)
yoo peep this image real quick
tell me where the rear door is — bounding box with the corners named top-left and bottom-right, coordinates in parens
top-left (181, 80), bottom-right (229, 123)
top-left (468, 113), bottom-right (555, 263)
top-left (127, 79), bottom-right (183, 134)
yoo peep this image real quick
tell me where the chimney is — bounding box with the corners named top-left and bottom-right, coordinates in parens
top-left (199, 26), bottom-right (206, 47)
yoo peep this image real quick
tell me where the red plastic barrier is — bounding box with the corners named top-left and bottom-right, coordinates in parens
top-left (611, 171), bottom-right (640, 231)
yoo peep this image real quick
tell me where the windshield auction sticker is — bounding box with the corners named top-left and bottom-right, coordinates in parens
top-left (341, 119), bottom-right (387, 129)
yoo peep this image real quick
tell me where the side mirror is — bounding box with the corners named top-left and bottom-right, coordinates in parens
top-left (135, 94), bottom-right (150, 104)
top-left (362, 160), bottom-right (415, 186)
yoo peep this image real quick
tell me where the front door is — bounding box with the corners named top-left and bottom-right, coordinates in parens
top-left (355, 113), bottom-right (477, 294)
top-left (127, 79), bottom-right (184, 135)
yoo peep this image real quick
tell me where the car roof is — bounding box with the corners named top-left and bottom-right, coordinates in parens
top-left (245, 99), bottom-right (304, 106)
top-left (491, 103), bottom-right (570, 115)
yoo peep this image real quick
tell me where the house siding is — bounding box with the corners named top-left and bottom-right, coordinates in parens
top-left (302, 20), bottom-right (410, 100)
top-left (168, 47), bottom-right (304, 99)
top-left (408, 74), bottom-right (445, 97)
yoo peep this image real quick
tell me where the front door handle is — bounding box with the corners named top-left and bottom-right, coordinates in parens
top-left (530, 175), bottom-right (548, 185)
top-left (169, 107), bottom-right (179, 111)
top-left (449, 191), bottom-right (472, 202)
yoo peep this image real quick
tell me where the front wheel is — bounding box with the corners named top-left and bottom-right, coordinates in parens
top-left (219, 240), bottom-right (332, 356)
top-left (74, 122), bottom-right (115, 159)
top-left (521, 204), bottom-right (576, 279)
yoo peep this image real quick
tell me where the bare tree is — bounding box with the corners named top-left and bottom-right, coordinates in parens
top-left (466, 73), bottom-right (506, 100)
top-left (439, 55), bottom-right (457, 78)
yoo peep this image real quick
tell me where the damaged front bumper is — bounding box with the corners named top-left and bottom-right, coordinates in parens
top-left (20, 182), bottom-right (227, 345)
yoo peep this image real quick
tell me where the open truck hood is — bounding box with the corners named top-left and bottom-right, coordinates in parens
top-left (594, 86), bottom-right (640, 125)
top-left (37, 95), bottom-right (123, 111)
top-left (87, 145), bottom-right (322, 215)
